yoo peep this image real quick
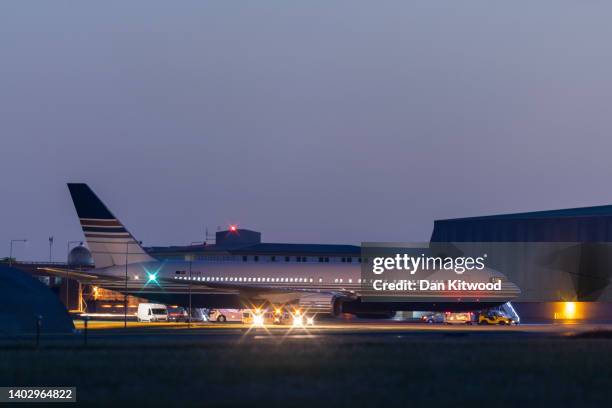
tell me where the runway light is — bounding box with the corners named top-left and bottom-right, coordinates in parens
top-left (292, 314), bottom-right (304, 327)
top-left (564, 302), bottom-right (576, 319)
top-left (252, 313), bottom-right (264, 326)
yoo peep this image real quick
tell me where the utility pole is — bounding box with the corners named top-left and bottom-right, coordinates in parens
top-left (48, 236), bottom-right (54, 262)
top-left (9, 239), bottom-right (27, 267)
top-left (66, 240), bottom-right (82, 309)
top-left (188, 255), bottom-right (193, 328)
top-left (124, 241), bottom-right (129, 329)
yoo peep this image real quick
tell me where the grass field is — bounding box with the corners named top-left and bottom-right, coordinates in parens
top-left (2, 335), bottom-right (612, 407)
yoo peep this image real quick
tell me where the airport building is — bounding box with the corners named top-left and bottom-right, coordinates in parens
top-left (431, 205), bottom-right (612, 319)
top-left (147, 228), bottom-right (360, 264)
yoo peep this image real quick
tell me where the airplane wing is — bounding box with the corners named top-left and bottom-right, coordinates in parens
top-left (159, 276), bottom-right (355, 298)
top-left (37, 267), bottom-right (125, 284)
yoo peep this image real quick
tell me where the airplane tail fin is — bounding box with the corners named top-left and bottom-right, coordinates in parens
top-left (67, 183), bottom-right (155, 268)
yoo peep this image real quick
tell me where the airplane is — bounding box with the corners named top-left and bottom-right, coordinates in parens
top-left (41, 183), bottom-right (520, 317)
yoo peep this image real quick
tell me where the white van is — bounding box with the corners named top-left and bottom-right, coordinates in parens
top-left (137, 303), bottom-right (168, 322)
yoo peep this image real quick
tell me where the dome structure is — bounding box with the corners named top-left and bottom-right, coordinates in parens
top-left (0, 265), bottom-right (74, 334)
top-left (67, 245), bottom-right (94, 267)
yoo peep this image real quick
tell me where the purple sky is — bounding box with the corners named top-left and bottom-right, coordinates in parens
top-left (2, 2), bottom-right (612, 261)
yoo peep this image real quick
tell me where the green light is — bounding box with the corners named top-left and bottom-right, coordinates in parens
top-left (142, 265), bottom-right (163, 288)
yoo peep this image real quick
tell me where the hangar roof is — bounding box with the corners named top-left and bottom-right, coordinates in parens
top-left (431, 204), bottom-right (612, 242)
top-left (441, 204), bottom-right (612, 221)
top-left (146, 242), bottom-right (360, 257)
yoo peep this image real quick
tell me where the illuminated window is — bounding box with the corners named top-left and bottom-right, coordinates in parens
top-left (318, 278), bottom-right (323, 283)
top-left (348, 279), bottom-right (352, 283)
top-left (334, 278), bottom-right (338, 283)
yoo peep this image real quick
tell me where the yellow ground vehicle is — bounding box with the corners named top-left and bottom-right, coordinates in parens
top-left (478, 310), bottom-right (516, 325)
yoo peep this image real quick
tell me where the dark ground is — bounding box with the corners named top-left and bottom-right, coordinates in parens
top-left (2, 327), bottom-right (612, 407)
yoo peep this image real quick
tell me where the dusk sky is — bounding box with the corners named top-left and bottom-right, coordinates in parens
top-left (2, 2), bottom-right (612, 261)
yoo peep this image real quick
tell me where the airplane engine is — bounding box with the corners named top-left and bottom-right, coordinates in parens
top-left (297, 293), bottom-right (346, 316)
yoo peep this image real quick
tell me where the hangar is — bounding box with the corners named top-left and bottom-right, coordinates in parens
top-left (430, 205), bottom-right (612, 318)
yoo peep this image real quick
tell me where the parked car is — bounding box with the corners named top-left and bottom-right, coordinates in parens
top-left (167, 306), bottom-right (188, 322)
top-left (208, 309), bottom-right (243, 322)
top-left (421, 312), bottom-right (445, 324)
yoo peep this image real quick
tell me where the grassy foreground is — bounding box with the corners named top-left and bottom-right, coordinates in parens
top-left (2, 336), bottom-right (612, 407)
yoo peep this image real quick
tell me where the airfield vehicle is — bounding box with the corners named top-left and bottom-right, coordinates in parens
top-left (208, 309), bottom-right (244, 322)
top-left (167, 306), bottom-right (188, 322)
top-left (421, 313), bottom-right (445, 324)
top-left (444, 312), bottom-right (474, 325)
top-left (478, 310), bottom-right (517, 325)
top-left (137, 303), bottom-right (168, 322)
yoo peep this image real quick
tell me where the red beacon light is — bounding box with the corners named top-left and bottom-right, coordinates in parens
top-left (229, 225), bottom-right (238, 232)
